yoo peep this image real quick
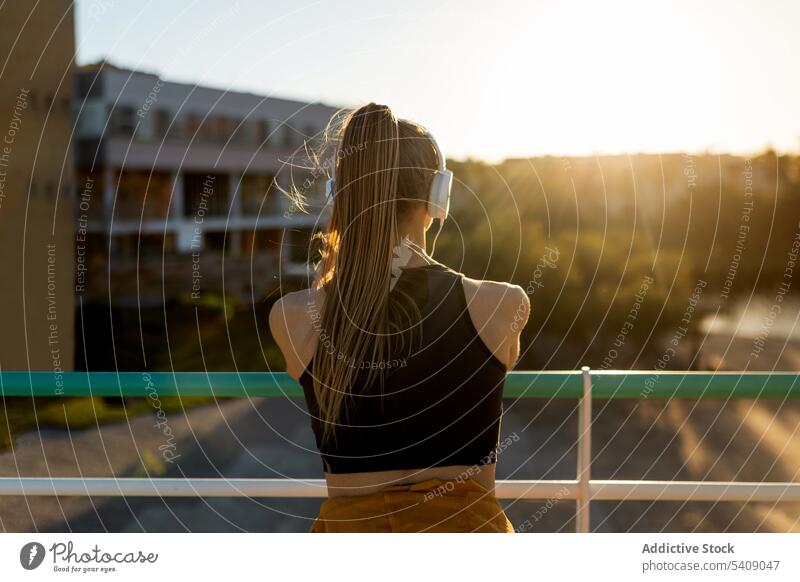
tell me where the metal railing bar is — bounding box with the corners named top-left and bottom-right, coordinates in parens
top-left (2, 371), bottom-right (799, 399)
top-left (2, 478), bottom-right (799, 502)
top-left (589, 480), bottom-right (800, 502)
top-left (0, 478), bottom-right (578, 499)
top-left (576, 366), bottom-right (592, 532)
top-left (0, 477), bottom-right (330, 498)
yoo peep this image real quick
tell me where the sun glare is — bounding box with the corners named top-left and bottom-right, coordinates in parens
top-left (407, 0), bottom-right (799, 160)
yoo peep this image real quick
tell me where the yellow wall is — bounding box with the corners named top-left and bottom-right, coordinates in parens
top-left (0, 2), bottom-right (75, 372)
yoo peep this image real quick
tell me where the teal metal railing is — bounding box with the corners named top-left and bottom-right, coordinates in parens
top-left (1, 370), bottom-right (799, 398)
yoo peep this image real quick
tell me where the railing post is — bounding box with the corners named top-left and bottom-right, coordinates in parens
top-left (576, 366), bottom-right (592, 533)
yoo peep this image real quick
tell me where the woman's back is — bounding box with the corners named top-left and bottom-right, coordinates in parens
top-left (298, 263), bottom-right (508, 475)
top-left (271, 255), bottom-right (528, 497)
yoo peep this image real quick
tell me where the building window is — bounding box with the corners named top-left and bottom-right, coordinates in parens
top-left (222, 117), bottom-right (242, 144)
top-left (169, 114), bottom-right (187, 140)
top-left (240, 174), bottom-right (278, 216)
top-left (209, 116), bottom-right (233, 143)
top-left (146, 233), bottom-right (173, 256)
top-left (112, 235), bottom-right (135, 259)
top-left (112, 106), bottom-right (137, 137)
top-left (292, 169), bottom-right (326, 204)
top-left (257, 120), bottom-right (270, 145)
top-left (287, 228), bottom-right (320, 264)
top-left (83, 233), bottom-right (108, 263)
top-left (77, 73), bottom-right (103, 99)
top-left (232, 119), bottom-right (259, 145)
top-left (116, 170), bottom-right (172, 220)
top-left (243, 228), bottom-right (281, 256)
top-left (282, 124), bottom-right (295, 149)
top-left (154, 110), bottom-right (171, 139)
top-left (204, 231), bottom-right (230, 254)
top-left (185, 113), bottom-right (202, 140)
top-left (183, 173), bottom-right (230, 218)
top-left (113, 234), bottom-right (174, 259)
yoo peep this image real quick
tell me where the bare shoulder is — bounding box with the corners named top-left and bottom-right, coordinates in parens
top-left (270, 287), bottom-right (321, 320)
top-left (462, 277), bottom-right (529, 327)
top-left (461, 277), bottom-right (530, 369)
top-left (268, 287), bottom-right (323, 378)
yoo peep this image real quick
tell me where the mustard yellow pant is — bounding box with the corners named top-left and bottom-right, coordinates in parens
top-left (310, 478), bottom-right (514, 533)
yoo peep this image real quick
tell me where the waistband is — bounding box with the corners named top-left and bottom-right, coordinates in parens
top-left (312, 478), bottom-right (513, 533)
top-left (381, 477), bottom-right (491, 495)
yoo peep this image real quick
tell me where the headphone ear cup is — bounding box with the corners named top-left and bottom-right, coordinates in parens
top-left (428, 170), bottom-right (453, 220)
top-left (325, 178), bottom-right (334, 201)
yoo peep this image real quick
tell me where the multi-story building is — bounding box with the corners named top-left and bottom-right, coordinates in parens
top-left (0, 1), bottom-right (76, 372)
top-left (74, 62), bottom-right (335, 305)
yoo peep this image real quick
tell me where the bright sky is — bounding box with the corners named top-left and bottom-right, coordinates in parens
top-left (76, 0), bottom-right (800, 161)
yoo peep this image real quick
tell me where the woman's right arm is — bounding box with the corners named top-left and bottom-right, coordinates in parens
top-left (462, 278), bottom-right (530, 370)
top-left (269, 289), bottom-right (320, 379)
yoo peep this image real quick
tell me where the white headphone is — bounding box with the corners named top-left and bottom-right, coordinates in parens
top-left (325, 130), bottom-right (454, 220)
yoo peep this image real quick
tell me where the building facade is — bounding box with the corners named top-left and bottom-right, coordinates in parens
top-left (74, 62), bottom-right (334, 305)
top-left (0, 2), bottom-right (76, 373)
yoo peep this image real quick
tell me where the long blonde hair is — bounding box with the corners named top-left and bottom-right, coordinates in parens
top-left (296, 103), bottom-right (440, 444)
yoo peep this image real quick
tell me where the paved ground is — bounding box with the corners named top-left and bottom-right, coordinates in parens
top-left (1, 395), bottom-right (798, 532)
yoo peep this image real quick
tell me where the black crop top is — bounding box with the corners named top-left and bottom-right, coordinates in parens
top-left (299, 263), bottom-right (508, 474)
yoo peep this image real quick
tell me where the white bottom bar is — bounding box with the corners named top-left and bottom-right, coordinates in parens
top-left (1, 477), bottom-right (799, 502)
top-left (591, 480), bottom-right (800, 502)
top-left (1, 533), bottom-right (798, 581)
